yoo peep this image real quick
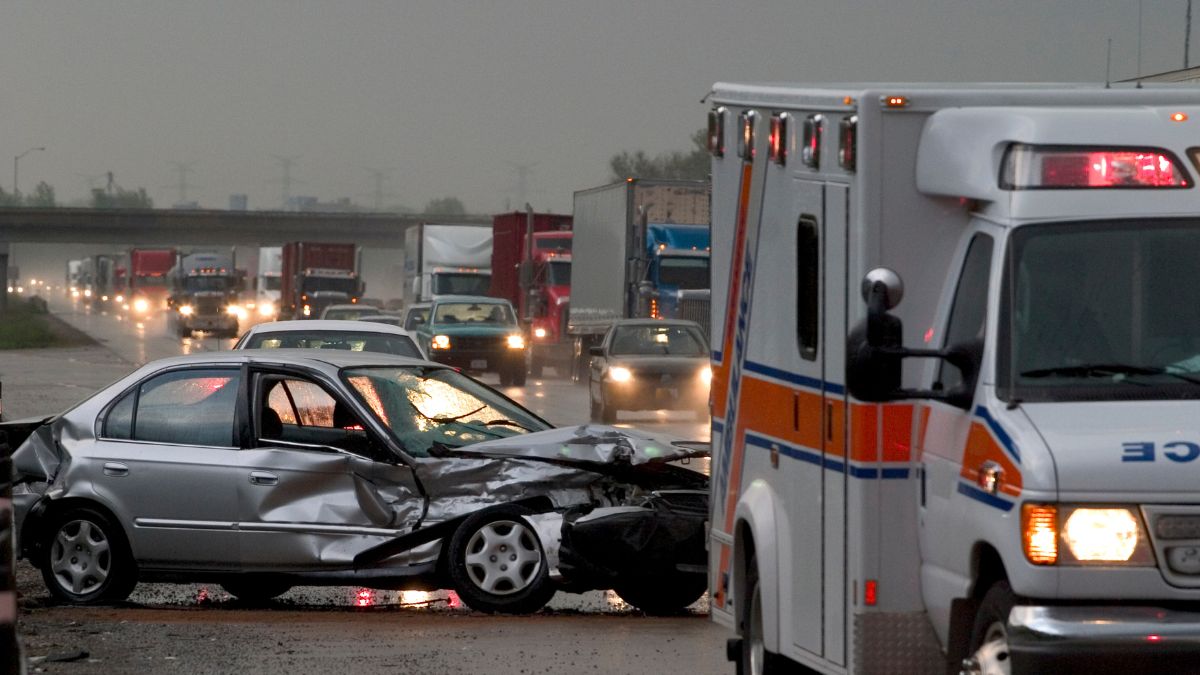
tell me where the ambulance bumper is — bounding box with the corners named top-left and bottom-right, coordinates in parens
top-left (1008, 604), bottom-right (1200, 672)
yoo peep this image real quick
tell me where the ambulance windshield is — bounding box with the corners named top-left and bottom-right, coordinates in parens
top-left (998, 220), bottom-right (1200, 402)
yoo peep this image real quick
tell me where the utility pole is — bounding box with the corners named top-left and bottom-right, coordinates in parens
top-left (166, 161), bottom-right (198, 205)
top-left (1187, 0), bottom-right (1194, 69)
top-left (362, 167), bottom-right (396, 211)
top-left (271, 155), bottom-right (301, 209)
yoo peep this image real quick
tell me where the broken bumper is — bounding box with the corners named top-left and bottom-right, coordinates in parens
top-left (1007, 605), bottom-right (1200, 673)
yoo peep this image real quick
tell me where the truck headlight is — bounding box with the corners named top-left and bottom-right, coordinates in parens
top-left (432, 335), bottom-right (451, 350)
top-left (133, 298), bottom-right (150, 314)
top-left (226, 305), bottom-right (247, 320)
top-left (506, 334), bottom-right (526, 349)
top-left (179, 304), bottom-right (194, 316)
top-left (1022, 503), bottom-right (1154, 566)
top-left (114, 294), bottom-right (125, 304)
top-left (608, 366), bottom-right (633, 383)
top-left (533, 327), bottom-right (548, 339)
top-left (258, 302), bottom-right (276, 317)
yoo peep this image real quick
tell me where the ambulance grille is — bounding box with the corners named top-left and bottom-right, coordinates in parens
top-left (1155, 515), bottom-right (1200, 540)
top-left (1141, 506), bottom-right (1200, 587)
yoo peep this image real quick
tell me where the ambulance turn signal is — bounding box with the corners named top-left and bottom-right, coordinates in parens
top-left (1022, 503), bottom-right (1058, 565)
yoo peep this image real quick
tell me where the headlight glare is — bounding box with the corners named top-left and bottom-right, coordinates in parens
top-left (1063, 508), bottom-right (1141, 562)
top-left (179, 305), bottom-right (194, 316)
top-left (258, 302), bottom-right (277, 317)
top-left (533, 327), bottom-right (548, 339)
top-left (133, 298), bottom-right (150, 313)
top-left (506, 334), bottom-right (526, 349)
top-left (699, 365), bottom-right (712, 384)
top-left (432, 335), bottom-right (451, 350)
top-left (608, 366), bottom-right (633, 383)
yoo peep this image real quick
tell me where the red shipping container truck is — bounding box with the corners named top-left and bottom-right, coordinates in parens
top-left (125, 248), bottom-right (176, 316)
top-left (489, 211), bottom-right (572, 377)
top-left (281, 242), bottom-right (363, 319)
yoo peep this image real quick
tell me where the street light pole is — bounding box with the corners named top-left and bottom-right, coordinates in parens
top-left (13, 146), bottom-right (45, 196)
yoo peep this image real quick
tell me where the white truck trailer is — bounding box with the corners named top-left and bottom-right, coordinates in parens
top-left (402, 223), bottom-right (493, 305)
top-left (254, 246), bottom-right (283, 319)
top-left (707, 83), bottom-right (1200, 674)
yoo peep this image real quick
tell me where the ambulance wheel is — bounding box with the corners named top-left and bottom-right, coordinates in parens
top-left (965, 581), bottom-right (1015, 675)
top-left (446, 505), bottom-right (555, 615)
top-left (739, 555), bottom-right (804, 675)
top-left (614, 573), bottom-right (707, 615)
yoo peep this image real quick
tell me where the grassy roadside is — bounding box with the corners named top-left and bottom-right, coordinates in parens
top-left (0, 297), bottom-right (97, 350)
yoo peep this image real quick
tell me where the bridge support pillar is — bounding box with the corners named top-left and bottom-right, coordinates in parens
top-left (0, 242), bottom-right (8, 314)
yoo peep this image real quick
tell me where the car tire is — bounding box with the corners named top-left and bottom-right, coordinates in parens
top-left (221, 577), bottom-right (293, 604)
top-left (498, 368), bottom-right (513, 387)
top-left (600, 397), bottom-right (617, 424)
top-left (511, 367), bottom-right (527, 387)
top-left (446, 505), bottom-right (555, 615)
top-left (41, 507), bottom-right (137, 605)
top-left (614, 573), bottom-right (707, 615)
top-left (177, 324), bottom-right (191, 339)
top-left (965, 581), bottom-right (1015, 675)
top-left (589, 391), bottom-right (602, 422)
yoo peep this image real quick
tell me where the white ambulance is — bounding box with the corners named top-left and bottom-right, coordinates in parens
top-left (706, 83), bottom-right (1200, 674)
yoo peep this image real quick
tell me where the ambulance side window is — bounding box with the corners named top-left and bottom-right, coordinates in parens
top-left (797, 216), bottom-right (819, 361)
top-left (938, 234), bottom-right (994, 394)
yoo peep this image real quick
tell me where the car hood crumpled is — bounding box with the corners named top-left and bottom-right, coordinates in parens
top-left (439, 424), bottom-right (708, 468)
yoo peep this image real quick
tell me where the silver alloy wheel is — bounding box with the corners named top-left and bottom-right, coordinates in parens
top-left (970, 621), bottom-right (1012, 675)
top-left (748, 582), bottom-right (765, 675)
top-left (50, 519), bottom-right (111, 596)
top-left (463, 519), bottom-right (542, 596)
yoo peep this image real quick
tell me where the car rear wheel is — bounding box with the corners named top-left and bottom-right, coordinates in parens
top-left (446, 505), bottom-right (555, 614)
top-left (41, 507), bottom-right (136, 605)
top-left (614, 573), bottom-right (707, 615)
top-left (221, 577), bottom-right (293, 604)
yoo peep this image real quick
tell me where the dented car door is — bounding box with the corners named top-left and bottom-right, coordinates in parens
top-left (237, 372), bottom-right (424, 569)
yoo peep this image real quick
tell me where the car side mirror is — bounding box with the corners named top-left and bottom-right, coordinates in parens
top-left (589, 346), bottom-right (604, 357)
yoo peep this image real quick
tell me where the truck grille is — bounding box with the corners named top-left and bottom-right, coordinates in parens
top-left (195, 297), bottom-right (223, 315)
top-left (677, 298), bottom-right (710, 334)
top-left (452, 335), bottom-right (504, 351)
top-left (1141, 506), bottom-right (1200, 587)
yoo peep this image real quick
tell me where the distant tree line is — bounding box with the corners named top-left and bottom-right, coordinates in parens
top-left (609, 129), bottom-right (709, 182)
top-left (0, 182), bottom-right (153, 209)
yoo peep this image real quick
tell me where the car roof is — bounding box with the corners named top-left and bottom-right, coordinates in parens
top-left (141, 348), bottom-right (437, 371)
top-left (431, 295), bottom-right (511, 304)
top-left (321, 304), bottom-right (367, 311)
top-left (239, 320), bottom-right (417, 338)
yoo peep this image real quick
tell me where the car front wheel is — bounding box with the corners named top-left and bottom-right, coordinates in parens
top-left (446, 505), bottom-right (555, 614)
top-left (41, 507), bottom-right (137, 605)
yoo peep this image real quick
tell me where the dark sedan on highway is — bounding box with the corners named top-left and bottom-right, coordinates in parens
top-left (588, 320), bottom-right (711, 423)
top-left (6, 350), bottom-right (708, 615)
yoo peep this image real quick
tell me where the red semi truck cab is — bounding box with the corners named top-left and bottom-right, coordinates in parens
top-left (125, 248), bottom-right (176, 316)
top-left (489, 212), bottom-right (573, 377)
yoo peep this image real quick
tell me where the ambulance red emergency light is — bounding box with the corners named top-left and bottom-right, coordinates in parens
top-left (706, 84), bottom-right (1200, 675)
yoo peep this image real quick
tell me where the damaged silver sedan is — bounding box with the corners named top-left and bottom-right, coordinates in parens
top-left (7, 350), bottom-right (708, 614)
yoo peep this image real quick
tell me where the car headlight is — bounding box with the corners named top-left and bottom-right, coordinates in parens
top-left (533, 327), bottom-right (548, 339)
top-left (133, 298), bottom-right (150, 314)
top-left (507, 334), bottom-right (526, 349)
top-left (432, 335), bottom-right (451, 350)
top-left (302, 304), bottom-right (311, 317)
top-left (608, 366), bottom-right (633, 383)
top-left (699, 365), bottom-right (712, 384)
top-left (83, 288), bottom-right (93, 298)
top-left (1022, 504), bottom-right (1154, 566)
top-left (114, 294), bottom-right (125, 304)
top-left (179, 304), bottom-right (194, 316)
top-left (257, 302), bottom-right (276, 317)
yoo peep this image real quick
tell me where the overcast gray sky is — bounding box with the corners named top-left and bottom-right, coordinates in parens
top-left (0, 1), bottom-right (1190, 214)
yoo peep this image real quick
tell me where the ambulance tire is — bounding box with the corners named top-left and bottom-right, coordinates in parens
top-left (740, 556), bottom-right (812, 675)
top-left (966, 581), bottom-right (1015, 675)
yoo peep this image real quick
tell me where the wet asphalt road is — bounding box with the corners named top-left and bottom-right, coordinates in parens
top-left (4, 296), bottom-right (724, 674)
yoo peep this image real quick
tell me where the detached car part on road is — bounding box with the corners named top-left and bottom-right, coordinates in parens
top-left (5, 350), bottom-right (708, 615)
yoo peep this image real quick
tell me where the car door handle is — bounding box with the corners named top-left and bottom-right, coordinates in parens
top-left (103, 462), bottom-right (129, 477)
top-left (248, 471), bottom-right (278, 486)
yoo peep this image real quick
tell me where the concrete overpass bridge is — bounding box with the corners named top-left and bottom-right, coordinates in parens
top-left (0, 207), bottom-right (489, 247)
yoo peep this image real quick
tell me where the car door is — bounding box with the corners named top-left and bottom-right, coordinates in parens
top-left (237, 369), bottom-right (424, 570)
top-left (92, 367), bottom-right (245, 570)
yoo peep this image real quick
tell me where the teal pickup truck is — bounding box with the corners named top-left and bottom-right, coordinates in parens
top-left (416, 295), bottom-right (528, 386)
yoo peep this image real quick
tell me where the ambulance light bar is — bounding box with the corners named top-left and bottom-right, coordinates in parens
top-left (1001, 144), bottom-right (1190, 190)
top-left (838, 115), bottom-right (858, 172)
top-left (769, 113), bottom-right (790, 165)
top-left (737, 110), bottom-right (758, 161)
top-left (801, 114), bottom-right (823, 169)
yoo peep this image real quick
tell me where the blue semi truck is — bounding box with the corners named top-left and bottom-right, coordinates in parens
top-left (567, 178), bottom-right (710, 380)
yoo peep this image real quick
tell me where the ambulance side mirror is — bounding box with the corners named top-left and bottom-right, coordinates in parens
top-left (847, 269), bottom-right (905, 401)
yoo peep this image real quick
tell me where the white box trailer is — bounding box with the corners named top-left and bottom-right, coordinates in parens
top-left (707, 83), bottom-right (1200, 674)
top-left (403, 223), bottom-right (493, 305)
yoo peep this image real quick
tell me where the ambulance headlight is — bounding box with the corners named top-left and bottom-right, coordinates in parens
top-left (1022, 504), bottom-right (1154, 566)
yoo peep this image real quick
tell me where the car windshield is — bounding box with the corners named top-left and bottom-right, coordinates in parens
top-left (432, 273), bottom-right (491, 296)
top-left (433, 302), bottom-right (516, 326)
top-left (610, 325), bottom-right (707, 356)
top-left (547, 261), bottom-right (571, 286)
top-left (262, 276), bottom-right (282, 291)
top-left (998, 220), bottom-right (1200, 402)
top-left (244, 330), bottom-right (422, 358)
top-left (343, 366), bottom-right (549, 457)
top-left (323, 307), bottom-right (373, 320)
top-left (657, 257), bottom-right (709, 290)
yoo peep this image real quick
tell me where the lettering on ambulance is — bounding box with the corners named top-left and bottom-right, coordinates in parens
top-left (956, 406), bottom-right (1023, 511)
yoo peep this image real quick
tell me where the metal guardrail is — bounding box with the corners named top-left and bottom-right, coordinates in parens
top-left (1, 428), bottom-right (21, 675)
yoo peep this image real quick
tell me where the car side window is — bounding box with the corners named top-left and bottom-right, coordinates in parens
top-left (102, 368), bottom-right (241, 446)
top-left (257, 375), bottom-right (385, 460)
top-left (938, 234), bottom-right (994, 393)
